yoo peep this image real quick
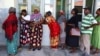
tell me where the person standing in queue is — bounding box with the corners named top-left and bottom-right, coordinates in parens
top-left (45, 11), bottom-right (60, 50)
top-left (57, 10), bottom-right (66, 49)
top-left (30, 8), bottom-right (43, 51)
top-left (91, 8), bottom-right (100, 54)
top-left (18, 9), bottom-right (32, 50)
top-left (80, 7), bottom-right (97, 56)
top-left (66, 8), bottom-right (81, 53)
top-left (2, 7), bottom-right (18, 56)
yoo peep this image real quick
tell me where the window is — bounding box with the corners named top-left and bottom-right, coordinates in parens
top-left (74, 0), bottom-right (83, 14)
top-left (18, 0), bottom-right (28, 11)
top-left (31, 0), bottom-right (41, 12)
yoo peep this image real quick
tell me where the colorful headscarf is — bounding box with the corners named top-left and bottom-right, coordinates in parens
top-left (30, 13), bottom-right (42, 22)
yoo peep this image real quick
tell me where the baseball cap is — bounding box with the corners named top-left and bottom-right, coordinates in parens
top-left (83, 7), bottom-right (91, 10)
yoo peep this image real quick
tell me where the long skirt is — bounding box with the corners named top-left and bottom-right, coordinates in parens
top-left (91, 25), bottom-right (100, 49)
top-left (48, 22), bottom-right (60, 49)
top-left (20, 19), bottom-right (31, 45)
top-left (6, 32), bottom-right (18, 55)
top-left (66, 26), bottom-right (79, 47)
top-left (59, 22), bottom-right (66, 44)
top-left (50, 36), bottom-right (59, 48)
top-left (30, 24), bottom-right (43, 48)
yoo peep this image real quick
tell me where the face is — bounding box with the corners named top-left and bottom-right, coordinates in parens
top-left (22, 12), bottom-right (27, 16)
top-left (59, 12), bottom-right (61, 15)
top-left (96, 10), bottom-right (100, 15)
top-left (71, 10), bottom-right (75, 15)
top-left (34, 10), bottom-right (39, 14)
top-left (84, 9), bottom-right (90, 15)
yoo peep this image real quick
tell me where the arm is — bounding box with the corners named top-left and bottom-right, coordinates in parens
top-left (67, 24), bottom-right (75, 26)
top-left (63, 18), bottom-right (67, 31)
top-left (45, 17), bottom-right (50, 24)
top-left (22, 17), bottom-right (31, 22)
top-left (67, 20), bottom-right (75, 27)
top-left (90, 22), bottom-right (100, 27)
top-left (34, 18), bottom-right (44, 25)
top-left (63, 18), bottom-right (67, 26)
top-left (39, 18), bottom-right (44, 24)
top-left (85, 22), bottom-right (100, 29)
top-left (85, 18), bottom-right (98, 29)
top-left (67, 16), bottom-right (76, 27)
top-left (21, 15), bottom-right (31, 23)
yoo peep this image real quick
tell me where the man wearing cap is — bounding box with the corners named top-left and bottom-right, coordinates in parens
top-left (80, 7), bottom-right (97, 56)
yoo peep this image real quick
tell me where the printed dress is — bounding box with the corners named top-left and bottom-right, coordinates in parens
top-left (30, 13), bottom-right (43, 49)
top-left (20, 17), bottom-right (31, 45)
top-left (46, 16), bottom-right (60, 48)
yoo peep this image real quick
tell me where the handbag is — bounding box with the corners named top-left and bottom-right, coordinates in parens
top-left (70, 28), bottom-right (80, 36)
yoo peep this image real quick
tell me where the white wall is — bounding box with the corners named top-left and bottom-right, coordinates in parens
top-left (0, 0), bottom-right (15, 45)
top-left (94, 0), bottom-right (100, 16)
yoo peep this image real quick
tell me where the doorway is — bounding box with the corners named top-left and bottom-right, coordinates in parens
top-left (17, 0), bottom-right (43, 15)
top-left (56, 0), bottom-right (65, 19)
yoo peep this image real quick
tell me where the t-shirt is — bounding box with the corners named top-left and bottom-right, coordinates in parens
top-left (22, 15), bottom-right (30, 21)
top-left (81, 14), bottom-right (97, 34)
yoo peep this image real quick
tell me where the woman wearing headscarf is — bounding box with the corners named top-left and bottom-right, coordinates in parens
top-left (57, 10), bottom-right (66, 49)
top-left (18, 9), bottom-right (32, 50)
top-left (2, 7), bottom-right (18, 56)
top-left (66, 8), bottom-right (81, 53)
top-left (91, 8), bottom-right (100, 54)
top-left (30, 8), bottom-right (43, 51)
top-left (45, 11), bottom-right (60, 50)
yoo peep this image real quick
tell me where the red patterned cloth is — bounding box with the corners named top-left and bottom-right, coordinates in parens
top-left (2, 13), bottom-right (18, 41)
top-left (48, 16), bottom-right (60, 37)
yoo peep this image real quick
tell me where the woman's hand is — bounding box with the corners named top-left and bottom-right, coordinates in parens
top-left (98, 22), bottom-right (100, 25)
top-left (30, 22), bottom-right (35, 27)
top-left (67, 24), bottom-right (75, 27)
top-left (84, 26), bottom-right (90, 29)
top-left (85, 23), bottom-right (100, 29)
top-left (45, 18), bottom-right (49, 23)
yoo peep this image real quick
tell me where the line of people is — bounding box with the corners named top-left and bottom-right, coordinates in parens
top-left (2, 7), bottom-right (61, 56)
top-left (2, 7), bottom-right (100, 56)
